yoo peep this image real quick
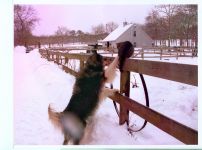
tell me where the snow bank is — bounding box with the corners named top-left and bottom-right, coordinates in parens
top-left (14, 48), bottom-right (75, 145)
top-left (14, 46), bottom-right (26, 53)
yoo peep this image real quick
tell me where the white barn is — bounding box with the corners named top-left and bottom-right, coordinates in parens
top-left (102, 23), bottom-right (154, 49)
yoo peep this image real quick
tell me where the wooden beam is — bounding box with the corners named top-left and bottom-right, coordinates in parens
top-left (109, 93), bottom-right (198, 145)
top-left (119, 71), bottom-right (130, 125)
top-left (42, 51), bottom-right (198, 86)
top-left (123, 59), bottom-right (198, 86)
top-left (63, 53), bottom-right (90, 61)
top-left (80, 60), bottom-right (85, 70)
top-left (62, 65), bottom-right (78, 77)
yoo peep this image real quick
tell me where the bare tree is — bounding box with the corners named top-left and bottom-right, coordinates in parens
top-left (144, 10), bottom-right (160, 40)
top-left (55, 26), bottom-right (70, 36)
top-left (144, 4), bottom-right (197, 47)
top-left (91, 23), bottom-right (106, 35)
top-left (55, 26), bottom-right (70, 46)
top-left (69, 30), bottom-right (76, 36)
top-left (169, 5), bottom-right (197, 47)
top-left (105, 21), bottom-right (118, 33)
top-left (14, 5), bottom-right (39, 46)
top-left (180, 5), bottom-right (197, 47)
top-left (76, 30), bottom-right (84, 36)
top-left (76, 30), bottom-right (84, 43)
top-left (155, 4), bottom-right (179, 47)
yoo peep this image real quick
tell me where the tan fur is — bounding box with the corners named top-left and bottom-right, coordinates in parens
top-left (104, 56), bottom-right (119, 83)
top-left (48, 104), bottom-right (62, 130)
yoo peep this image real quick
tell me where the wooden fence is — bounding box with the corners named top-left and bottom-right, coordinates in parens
top-left (39, 48), bottom-right (198, 144)
top-left (39, 45), bottom-right (198, 60)
top-left (133, 46), bottom-right (198, 60)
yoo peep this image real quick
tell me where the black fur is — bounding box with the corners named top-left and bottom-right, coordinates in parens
top-left (61, 52), bottom-right (105, 144)
top-left (63, 52), bottom-right (104, 122)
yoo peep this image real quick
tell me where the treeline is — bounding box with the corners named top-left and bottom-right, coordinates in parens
top-left (14, 5), bottom-right (118, 46)
top-left (14, 4), bottom-right (197, 47)
top-left (29, 33), bottom-right (108, 47)
top-left (143, 4), bottom-right (197, 47)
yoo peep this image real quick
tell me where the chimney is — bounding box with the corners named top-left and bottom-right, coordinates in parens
top-left (123, 21), bottom-right (128, 27)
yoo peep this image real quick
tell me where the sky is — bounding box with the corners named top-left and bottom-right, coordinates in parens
top-left (31, 5), bottom-right (154, 36)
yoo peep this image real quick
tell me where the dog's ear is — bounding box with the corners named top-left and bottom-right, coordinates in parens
top-left (87, 50), bottom-right (98, 65)
top-left (92, 50), bottom-right (97, 54)
top-left (91, 51), bottom-right (97, 61)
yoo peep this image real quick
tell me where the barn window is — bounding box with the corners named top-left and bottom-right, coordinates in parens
top-left (133, 31), bottom-right (136, 37)
top-left (133, 42), bottom-right (136, 47)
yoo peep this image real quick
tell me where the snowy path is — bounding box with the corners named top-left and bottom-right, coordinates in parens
top-left (14, 47), bottom-right (197, 145)
top-left (14, 47), bottom-right (73, 145)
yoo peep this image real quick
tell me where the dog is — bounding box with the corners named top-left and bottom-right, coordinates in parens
top-left (48, 51), bottom-right (119, 145)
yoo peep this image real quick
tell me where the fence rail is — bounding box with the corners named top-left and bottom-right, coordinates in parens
top-left (39, 46), bottom-right (198, 60)
top-left (109, 93), bottom-right (198, 145)
top-left (123, 59), bottom-right (197, 86)
top-left (133, 47), bottom-right (197, 60)
top-left (39, 48), bottom-right (198, 144)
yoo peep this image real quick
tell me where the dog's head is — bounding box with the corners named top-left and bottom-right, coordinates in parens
top-left (86, 51), bottom-right (103, 70)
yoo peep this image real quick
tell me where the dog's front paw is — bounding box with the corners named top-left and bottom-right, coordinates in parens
top-left (112, 89), bottom-right (120, 94)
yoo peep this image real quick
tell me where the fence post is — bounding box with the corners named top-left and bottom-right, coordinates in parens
top-left (57, 52), bottom-right (61, 64)
top-left (55, 52), bottom-right (58, 63)
top-left (119, 71), bottom-right (130, 125)
top-left (141, 48), bottom-right (144, 60)
top-left (80, 60), bottom-right (84, 70)
top-left (176, 48), bottom-right (179, 60)
top-left (49, 52), bottom-right (51, 61)
top-left (53, 53), bottom-right (55, 61)
top-left (46, 49), bottom-right (50, 61)
top-left (38, 42), bottom-right (41, 49)
top-left (65, 56), bottom-right (69, 65)
top-left (192, 48), bottom-right (194, 58)
top-left (60, 54), bottom-right (62, 64)
top-left (160, 47), bottom-right (162, 60)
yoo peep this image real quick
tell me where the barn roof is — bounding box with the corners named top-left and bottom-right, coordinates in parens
top-left (102, 24), bottom-right (133, 42)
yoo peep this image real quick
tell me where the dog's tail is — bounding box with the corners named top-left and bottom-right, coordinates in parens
top-left (48, 104), bottom-right (86, 144)
top-left (48, 104), bottom-right (62, 129)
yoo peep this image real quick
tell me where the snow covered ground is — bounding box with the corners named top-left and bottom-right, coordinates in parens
top-left (14, 46), bottom-right (197, 145)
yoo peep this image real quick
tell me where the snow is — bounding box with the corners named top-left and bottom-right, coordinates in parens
top-left (14, 46), bottom-right (197, 145)
top-left (102, 24), bottom-right (133, 42)
top-left (40, 43), bottom-right (88, 49)
top-left (136, 56), bottom-right (197, 65)
top-left (14, 46), bottom-right (26, 53)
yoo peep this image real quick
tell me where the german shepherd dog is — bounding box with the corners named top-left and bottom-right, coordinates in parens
top-left (48, 51), bottom-right (119, 145)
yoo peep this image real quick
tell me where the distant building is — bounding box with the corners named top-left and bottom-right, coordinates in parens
top-left (102, 22), bottom-right (154, 50)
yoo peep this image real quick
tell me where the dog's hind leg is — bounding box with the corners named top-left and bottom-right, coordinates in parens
top-left (61, 113), bottom-right (86, 145)
top-left (63, 134), bottom-right (69, 145)
top-left (73, 138), bottom-right (80, 145)
top-left (71, 129), bottom-right (85, 145)
top-left (72, 123), bottom-right (86, 145)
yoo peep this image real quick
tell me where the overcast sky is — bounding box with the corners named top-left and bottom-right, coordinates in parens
top-left (32, 5), bottom-right (154, 36)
